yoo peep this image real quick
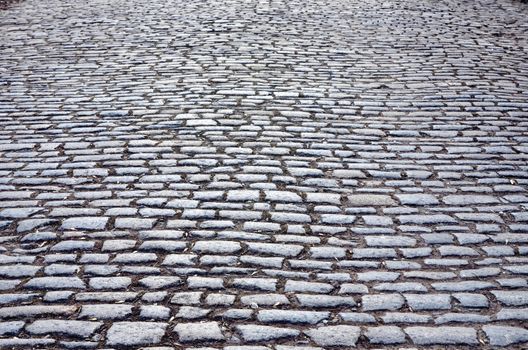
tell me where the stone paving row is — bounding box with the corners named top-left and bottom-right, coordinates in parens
top-left (1, 0), bottom-right (528, 348)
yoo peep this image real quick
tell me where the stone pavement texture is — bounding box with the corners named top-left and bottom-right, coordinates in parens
top-left (0, 0), bottom-right (528, 348)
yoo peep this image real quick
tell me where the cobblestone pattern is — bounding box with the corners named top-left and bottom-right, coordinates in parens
top-left (1, 0), bottom-right (528, 348)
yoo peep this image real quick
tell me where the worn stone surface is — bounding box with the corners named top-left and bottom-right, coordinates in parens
top-left (25, 320), bottom-right (103, 338)
top-left (304, 325), bottom-right (361, 346)
top-left (237, 325), bottom-right (300, 342)
top-left (483, 325), bottom-right (528, 346)
top-left (366, 326), bottom-right (406, 344)
top-left (173, 321), bottom-right (225, 342)
top-left (0, 321), bottom-right (25, 336)
top-left (106, 322), bottom-right (167, 346)
top-left (79, 304), bottom-right (133, 320)
top-left (405, 326), bottom-right (478, 345)
top-left (0, 0), bottom-right (527, 348)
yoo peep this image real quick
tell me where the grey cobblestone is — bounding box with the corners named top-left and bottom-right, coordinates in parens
top-left (484, 325), bottom-right (528, 346)
top-left (241, 294), bottom-right (289, 307)
top-left (258, 310), bottom-right (329, 324)
top-left (453, 293), bottom-right (489, 308)
top-left (365, 326), bottom-right (406, 344)
top-left (233, 278), bottom-right (277, 292)
top-left (284, 280), bottom-right (333, 293)
top-left (0, 338), bottom-right (55, 347)
top-left (175, 306), bottom-right (210, 319)
top-left (24, 277), bottom-right (85, 289)
top-left (362, 294), bottom-right (405, 311)
top-left (405, 294), bottom-right (451, 310)
top-left (0, 321), bottom-right (25, 336)
top-left (106, 322), bottom-right (167, 346)
top-left (491, 291), bottom-right (528, 306)
top-left (296, 294), bottom-right (355, 307)
top-left (382, 312), bottom-right (432, 324)
top-left (396, 194), bottom-right (439, 206)
top-left (0, 0), bottom-right (527, 347)
top-left (26, 320), bottom-right (102, 338)
top-left (173, 321), bottom-right (224, 342)
top-left (237, 325), bottom-right (299, 342)
top-left (0, 305), bottom-right (77, 318)
top-left (405, 326), bottom-right (478, 345)
top-left (140, 276), bottom-right (181, 289)
top-left (79, 304), bottom-right (132, 320)
top-left (89, 277), bottom-right (131, 290)
top-left (60, 217), bottom-right (108, 230)
top-left (305, 325), bottom-right (360, 346)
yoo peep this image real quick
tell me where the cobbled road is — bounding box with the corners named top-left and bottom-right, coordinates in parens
top-left (1, 0), bottom-right (528, 348)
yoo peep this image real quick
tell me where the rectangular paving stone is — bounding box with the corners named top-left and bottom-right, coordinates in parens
top-left (26, 320), bottom-right (103, 337)
top-left (0, 305), bottom-right (77, 318)
top-left (61, 217), bottom-right (108, 230)
top-left (405, 326), bottom-right (478, 345)
top-left (347, 195), bottom-right (396, 206)
top-left (258, 310), bottom-right (330, 324)
top-left (106, 322), bottom-right (167, 346)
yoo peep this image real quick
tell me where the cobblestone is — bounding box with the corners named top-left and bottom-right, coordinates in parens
top-left (405, 294), bottom-right (451, 310)
top-left (79, 304), bottom-right (132, 320)
top-left (484, 325), bottom-right (528, 346)
top-left (405, 326), bottom-right (478, 345)
top-left (258, 310), bottom-right (329, 324)
top-left (173, 321), bottom-right (224, 342)
top-left (106, 322), bottom-right (167, 346)
top-left (365, 326), bottom-right (406, 344)
top-left (26, 320), bottom-right (103, 337)
top-left (237, 325), bottom-right (300, 342)
top-left (0, 0), bottom-right (527, 347)
top-left (24, 277), bottom-right (85, 289)
top-left (0, 321), bottom-right (24, 336)
top-left (304, 325), bottom-right (360, 346)
top-left (362, 294), bottom-right (405, 311)
top-left (0, 305), bottom-right (77, 318)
